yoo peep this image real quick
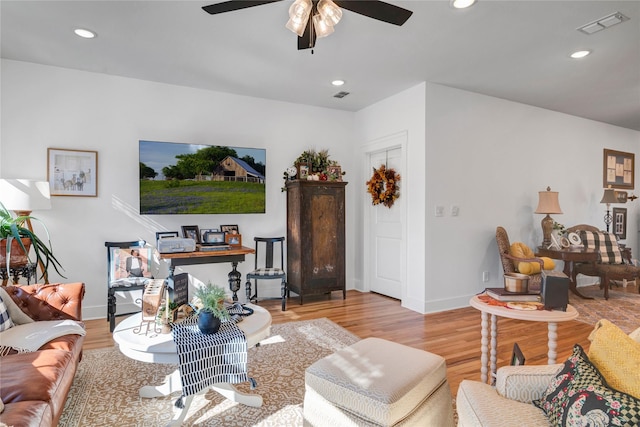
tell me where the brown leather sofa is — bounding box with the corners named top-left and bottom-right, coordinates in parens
top-left (1, 282), bottom-right (85, 427)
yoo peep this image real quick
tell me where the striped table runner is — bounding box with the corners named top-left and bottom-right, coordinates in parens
top-left (172, 315), bottom-right (248, 406)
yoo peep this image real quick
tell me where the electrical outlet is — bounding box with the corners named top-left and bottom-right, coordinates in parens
top-left (482, 271), bottom-right (489, 282)
top-left (435, 206), bottom-right (445, 217)
top-left (451, 206), bottom-right (459, 216)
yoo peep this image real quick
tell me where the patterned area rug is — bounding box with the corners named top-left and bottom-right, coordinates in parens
top-left (60, 318), bottom-right (359, 426)
top-left (569, 284), bottom-right (640, 333)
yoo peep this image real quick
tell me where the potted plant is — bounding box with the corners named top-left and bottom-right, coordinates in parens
top-left (193, 282), bottom-right (230, 334)
top-left (0, 201), bottom-right (64, 280)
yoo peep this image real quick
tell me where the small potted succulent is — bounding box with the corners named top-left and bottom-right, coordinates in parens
top-left (0, 201), bottom-right (64, 280)
top-left (193, 282), bottom-right (230, 334)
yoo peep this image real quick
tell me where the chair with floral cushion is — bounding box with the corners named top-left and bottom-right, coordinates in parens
top-left (565, 224), bottom-right (640, 299)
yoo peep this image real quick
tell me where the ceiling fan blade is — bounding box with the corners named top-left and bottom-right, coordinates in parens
top-left (297, 17), bottom-right (315, 50)
top-left (202, 0), bottom-right (283, 15)
top-left (336, 1), bottom-right (413, 26)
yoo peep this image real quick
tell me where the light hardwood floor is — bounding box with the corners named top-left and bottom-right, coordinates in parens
top-left (83, 285), bottom-right (638, 396)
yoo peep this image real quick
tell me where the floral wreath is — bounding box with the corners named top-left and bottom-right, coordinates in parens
top-left (366, 165), bottom-right (400, 208)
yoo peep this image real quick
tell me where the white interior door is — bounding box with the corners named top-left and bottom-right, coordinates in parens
top-left (367, 147), bottom-right (404, 299)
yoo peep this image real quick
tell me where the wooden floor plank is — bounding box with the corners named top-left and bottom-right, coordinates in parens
top-left (83, 285), bottom-right (637, 396)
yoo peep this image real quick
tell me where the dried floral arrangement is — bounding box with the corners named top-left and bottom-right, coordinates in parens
top-left (282, 149), bottom-right (345, 190)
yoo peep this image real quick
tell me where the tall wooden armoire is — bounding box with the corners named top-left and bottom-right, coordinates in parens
top-left (286, 180), bottom-right (347, 304)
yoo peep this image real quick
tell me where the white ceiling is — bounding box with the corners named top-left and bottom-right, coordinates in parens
top-left (2, 0), bottom-right (639, 131)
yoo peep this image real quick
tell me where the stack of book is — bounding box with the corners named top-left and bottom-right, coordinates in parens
top-left (484, 287), bottom-right (541, 302)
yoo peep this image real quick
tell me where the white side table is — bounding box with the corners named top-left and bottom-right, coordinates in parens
top-left (113, 304), bottom-right (271, 426)
top-left (469, 295), bottom-right (578, 384)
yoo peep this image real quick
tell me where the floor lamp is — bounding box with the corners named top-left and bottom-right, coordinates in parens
top-left (600, 187), bottom-right (618, 232)
top-left (0, 179), bottom-right (52, 283)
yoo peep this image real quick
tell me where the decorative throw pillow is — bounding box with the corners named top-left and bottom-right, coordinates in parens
top-left (588, 319), bottom-right (640, 398)
top-left (579, 230), bottom-right (623, 264)
top-left (630, 327), bottom-right (640, 343)
top-left (533, 344), bottom-right (640, 426)
top-left (0, 294), bottom-right (15, 332)
top-left (510, 242), bottom-right (555, 274)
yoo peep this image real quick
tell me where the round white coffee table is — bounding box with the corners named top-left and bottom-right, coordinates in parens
top-left (113, 304), bottom-right (271, 426)
top-left (469, 295), bottom-right (578, 384)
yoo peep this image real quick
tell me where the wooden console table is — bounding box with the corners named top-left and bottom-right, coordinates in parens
top-left (536, 246), bottom-right (599, 299)
top-left (160, 246), bottom-right (255, 301)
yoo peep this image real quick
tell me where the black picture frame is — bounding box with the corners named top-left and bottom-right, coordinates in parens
top-left (220, 224), bottom-right (239, 234)
top-left (613, 207), bottom-right (627, 240)
top-left (510, 343), bottom-right (525, 366)
top-left (181, 225), bottom-right (200, 243)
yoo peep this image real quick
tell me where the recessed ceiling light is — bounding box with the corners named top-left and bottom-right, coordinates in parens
top-left (570, 50), bottom-right (591, 59)
top-left (74, 28), bottom-right (96, 39)
top-left (331, 80), bottom-right (345, 86)
top-left (451, 0), bottom-right (476, 9)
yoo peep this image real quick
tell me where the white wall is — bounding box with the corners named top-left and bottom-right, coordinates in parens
top-left (423, 83), bottom-right (640, 312)
top-left (3, 60), bottom-right (639, 319)
top-left (0, 59), bottom-right (356, 319)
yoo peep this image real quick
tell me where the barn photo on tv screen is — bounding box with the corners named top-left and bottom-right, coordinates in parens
top-left (139, 140), bottom-right (266, 214)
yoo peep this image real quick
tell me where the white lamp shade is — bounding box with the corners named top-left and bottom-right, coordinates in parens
top-left (0, 179), bottom-right (51, 212)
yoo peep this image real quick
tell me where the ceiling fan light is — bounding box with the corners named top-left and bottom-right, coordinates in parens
top-left (288, 0), bottom-right (312, 24)
top-left (317, 0), bottom-right (342, 26)
top-left (313, 14), bottom-right (334, 38)
top-left (286, 18), bottom-right (307, 37)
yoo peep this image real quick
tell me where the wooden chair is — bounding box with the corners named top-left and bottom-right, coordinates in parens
top-left (496, 227), bottom-right (545, 292)
top-left (565, 224), bottom-right (640, 299)
top-left (245, 237), bottom-right (287, 311)
top-left (106, 240), bottom-right (152, 332)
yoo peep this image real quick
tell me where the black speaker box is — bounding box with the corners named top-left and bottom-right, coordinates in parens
top-left (541, 270), bottom-right (569, 311)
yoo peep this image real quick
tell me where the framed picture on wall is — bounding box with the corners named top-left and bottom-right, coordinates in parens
top-left (47, 148), bottom-right (98, 197)
top-left (613, 207), bottom-right (627, 240)
top-left (603, 149), bottom-right (634, 190)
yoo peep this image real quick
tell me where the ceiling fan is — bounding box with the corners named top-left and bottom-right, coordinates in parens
top-left (202, 0), bottom-right (413, 50)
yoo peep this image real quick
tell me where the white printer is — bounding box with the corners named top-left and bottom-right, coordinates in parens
top-left (157, 237), bottom-right (196, 253)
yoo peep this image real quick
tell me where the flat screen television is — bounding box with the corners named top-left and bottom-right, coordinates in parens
top-left (139, 140), bottom-right (266, 215)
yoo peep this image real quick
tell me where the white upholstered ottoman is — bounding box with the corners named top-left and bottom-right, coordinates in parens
top-left (303, 337), bottom-right (455, 427)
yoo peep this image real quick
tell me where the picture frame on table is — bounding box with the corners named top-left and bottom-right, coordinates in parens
top-left (328, 165), bottom-right (342, 181)
top-left (297, 163), bottom-right (310, 180)
top-left (200, 228), bottom-right (219, 242)
top-left (201, 230), bottom-right (226, 245)
top-left (613, 207), bottom-right (627, 240)
top-left (225, 233), bottom-right (242, 247)
top-left (181, 225), bottom-right (200, 243)
top-left (47, 148), bottom-right (98, 197)
top-left (220, 224), bottom-right (239, 234)
top-left (604, 148), bottom-right (634, 190)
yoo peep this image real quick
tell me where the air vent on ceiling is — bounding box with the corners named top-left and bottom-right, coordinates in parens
top-left (333, 91), bottom-right (350, 99)
top-left (577, 12), bottom-right (629, 35)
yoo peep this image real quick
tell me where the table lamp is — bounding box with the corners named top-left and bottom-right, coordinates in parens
top-left (600, 186), bottom-right (618, 232)
top-left (0, 179), bottom-right (52, 281)
top-left (535, 186), bottom-right (562, 248)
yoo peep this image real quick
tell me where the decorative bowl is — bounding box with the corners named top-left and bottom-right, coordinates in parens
top-left (504, 272), bottom-right (529, 293)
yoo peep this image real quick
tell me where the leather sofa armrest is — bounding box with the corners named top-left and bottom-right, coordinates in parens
top-left (3, 282), bottom-right (85, 321)
top-left (496, 364), bottom-right (562, 403)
